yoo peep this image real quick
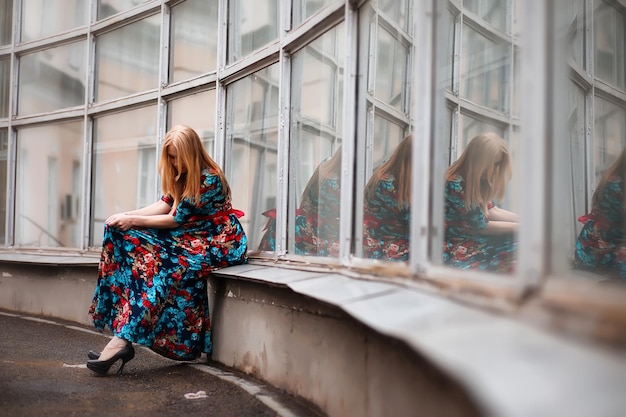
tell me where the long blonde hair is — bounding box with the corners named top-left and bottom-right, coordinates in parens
top-left (445, 132), bottom-right (511, 213)
top-left (158, 125), bottom-right (231, 207)
top-left (365, 134), bottom-right (413, 208)
top-left (592, 147), bottom-right (626, 210)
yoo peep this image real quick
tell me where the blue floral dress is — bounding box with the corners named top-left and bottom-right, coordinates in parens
top-left (443, 175), bottom-right (516, 273)
top-left (574, 176), bottom-right (626, 279)
top-left (363, 174), bottom-right (410, 261)
top-left (89, 168), bottom-right (248, 360)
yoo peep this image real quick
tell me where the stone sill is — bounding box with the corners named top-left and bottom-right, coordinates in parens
top-left (214, 263), bottom-right (626, 417)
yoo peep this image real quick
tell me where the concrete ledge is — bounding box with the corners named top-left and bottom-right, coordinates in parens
top-left (213, 264), bottom-right (626, 417)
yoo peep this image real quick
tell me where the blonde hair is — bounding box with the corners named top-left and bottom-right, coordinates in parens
top-left (592, 147), bottom-right (626, 209)
top-left (158, 125), bottom-right (231, 207)
top-left (365, 134), bottom-right (413, 208)
top-left (445, 132), bottom-right (511, 213)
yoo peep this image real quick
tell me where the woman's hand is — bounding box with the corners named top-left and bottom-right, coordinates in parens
top-left (105, 213), bottom-right (134, 231)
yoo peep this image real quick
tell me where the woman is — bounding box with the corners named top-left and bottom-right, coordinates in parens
top-left (87, 125), bottom-right (248, 375)
top-left (443, 132), bottom-right (518, 273)
top-left (363, 134), bottom-right (412, 261)
top-left (574, 147), bottom-right (626, 280)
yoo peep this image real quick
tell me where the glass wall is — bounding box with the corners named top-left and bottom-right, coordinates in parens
top-left (0, 0), bottom-right (622, 319)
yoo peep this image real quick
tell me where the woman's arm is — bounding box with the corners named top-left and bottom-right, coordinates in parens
top-left (487, 206), bottom-right (519, 223)
top-left (482, 220), bottom-right (517, 235)
top-left (106, 213), bottom-right (179, 231)
top-left (124, 200), bottom-right (172, 216)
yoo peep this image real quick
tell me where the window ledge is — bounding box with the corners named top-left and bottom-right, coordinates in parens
top-left (0, 250), bottom-right (99, 265)
top-left (215, 263), bottom-right (626, 417)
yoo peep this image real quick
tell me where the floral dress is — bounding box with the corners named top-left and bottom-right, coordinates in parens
top-left (89, 168), bottom-right (248, 361)
top-left (574, 176), bottom-right (626, 279)
top-left (363, 174), bottom-right (410, 261)
top-left (443, 175), bottom-right (516, 273)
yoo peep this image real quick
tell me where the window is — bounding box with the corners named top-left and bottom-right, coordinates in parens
top-left (95, 15), bottom-right (160, 102)
top-left (286, 23), bottom-right (345, 257)
top-left (225, 65), bottom-right (279, 250)
top-left (91, 106), bottom-right (157, 247)
top-left (169, 0), bottom-right (219, 83)
top-left (20, 0), bottom-right (87, 42)
top-left (16, 121), bottom-right (83, 248)
top-left (555, 0), bottom-right (626, 286)
top-left (18, 42), bottom-right (86, 115)
top-left (228, 0), bottom-right (279, 64)
top-left (355, 0), bottom-right (412, 262)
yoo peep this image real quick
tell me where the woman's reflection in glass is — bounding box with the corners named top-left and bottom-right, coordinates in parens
top-left (575, 147), bottom-right (626, 281)
top-left (443, 132), bottom-right (518, 273)
top-left (363, 134), bottom-right (412, 261)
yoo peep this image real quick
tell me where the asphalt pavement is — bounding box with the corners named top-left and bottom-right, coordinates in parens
top-left (0, 311), bottom-right (323, 417)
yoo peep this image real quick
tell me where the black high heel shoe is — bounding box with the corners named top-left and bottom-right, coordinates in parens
top-left (87, 350), bottom-right (100, 360)
top-left (86, 344), bottom-right (135, 375)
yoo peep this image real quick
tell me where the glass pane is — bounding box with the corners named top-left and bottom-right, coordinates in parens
top-left (228, 0), bottom-right (279, 64)
top-left (0, 0), bottom-right (12, 45)
top-left (594, 0), bottom-right (625, 90)
top-left (288, 24), bottom-right (344, 257)
top-left (463, 0), bottom-right (508, 32)
top-left (226, 65), bottom-right (279, 250)
top-left (98, 0), bottom-right (154, 20)
top-left (458, 114), bottom-right (505, 154)
top-left (95, 15), bottom-right (160, 102)
top-left (375, 26), bottom-right (409, 112)
top-left (167, 90), bottom-right (216, 157)
top-left (362, 130), bottom-right (412, 262)
top-left (0, 56), bottom-right (9, 117)
top-left (18, 41), bottom-right (86, 115)
top-left (567, 0), bottom-right (586, 68)
top-left (442, 130), bottom-right (518, 274)
top-left (572, 97), bottom-right (626, 282)
top-left (443, 9), bottom-right (457, 92)
top-left (20, 0), bottom-right (88, 42)
top-left (378, 0), bottom-right (409, 30)
top-left (91, 105), bottom-right (157, 247)
top-left (461, 24), bottom-right (509, 112)
top-left (16, 121), bottom-right (84, 248)
top-left (169, 0), bottom-right (218, 83)
top-left (292, 0), bottom-right (334, 27)
top-left (0, 128), bottom-right (7, 244)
